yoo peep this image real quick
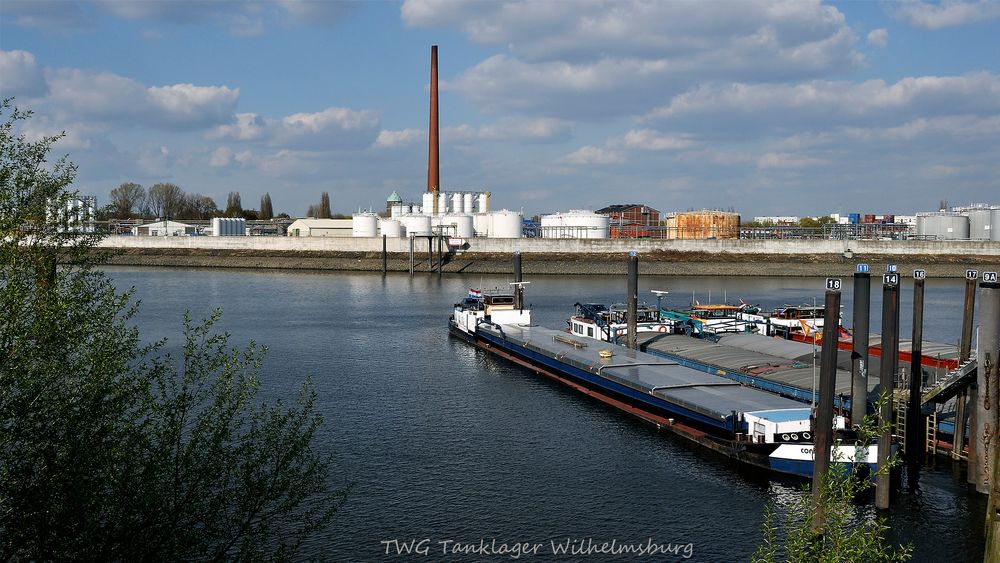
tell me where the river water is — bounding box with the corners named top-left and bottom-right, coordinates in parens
top-left (106, 266), bottom-right (987, 562)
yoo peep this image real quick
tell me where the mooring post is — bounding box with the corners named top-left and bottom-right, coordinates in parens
top-left (974, 278), bottom-right (1000, 494)
top-left (877, 271), bottom-right (900, 509)
top-left (409, 234), bottom-right (414, 276)
top-left (961, 273), bottom-right (978, 363)
top-left (986, 439), bottom-right (1000, 563)
top-left (513, 251), bottom-right (523, 310)
top-left (428, 236), bottom-right (433, 273)
top-left (907, 271), bottom-right (926, 485)
top-left (812, 285), bottom-right (842, 532)
top-left (382, 234), bottom-right (387, 276)
top-left (852, 269), bottom-right (872, 425)
top-left (954, 390), bottom-right (968, 459)
top-left (437, 235), bottom-right (443, 278)
top-left (627, 251), bottom-right (638, 350)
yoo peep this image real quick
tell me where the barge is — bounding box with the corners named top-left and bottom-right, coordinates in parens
top-left (449, 287), bottom-right (882, 479)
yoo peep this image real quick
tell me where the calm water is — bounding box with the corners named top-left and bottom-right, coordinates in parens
top-left (106, 267), bottom-right (986, 562)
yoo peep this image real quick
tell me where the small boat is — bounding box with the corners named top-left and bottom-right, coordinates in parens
top-left (568, 302), bottom-right (676, 342)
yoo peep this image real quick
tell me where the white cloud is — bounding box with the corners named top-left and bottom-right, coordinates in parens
top-left (757, 152), bottom-right (826, 169)
top-left (0, 50), bottom-right (48, 98)
top-left (44, 68), bottom-right (238, 130)
top-left (616, 129), bottom-right (694, 151)
top-left (374, 128), bottom-right (424, 149)
top-left (209, 107), bottom-right (381, 149)
top-left (445, 117), bottom-right (573, 143)
top-left (209, 147), bottom-right (232, 167)
top-left (867, 28), bottom-right (888, 48)
top-left (561, 145), bottom-right (624, 165)
top-left (890, 0), bottom-right (1000, 30)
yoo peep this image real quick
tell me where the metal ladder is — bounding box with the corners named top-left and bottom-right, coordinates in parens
top-left (925, 410), bottom-right (938, 456)
top-left (895, 398), bottom-right (908, 454)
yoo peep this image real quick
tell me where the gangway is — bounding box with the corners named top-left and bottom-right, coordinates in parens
top-left (920, 359), bottom-right (977, 406)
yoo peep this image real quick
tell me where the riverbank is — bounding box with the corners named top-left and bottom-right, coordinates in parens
top-left (99, 244), bottom-right (1000, 277)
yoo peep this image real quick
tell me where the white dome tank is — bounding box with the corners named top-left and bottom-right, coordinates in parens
top-left (916, 212), bottom-right (969, 240)
top-left (540, 210), bottom-right (610, 239)
top-left (477, 192), bottom-right (489, 213)
top-left (489, 210), bottom-right (523, 238)
top-left (443, 214), bottom-right (474, 238)
top-left (452, 193), bottom-right (464, 214)
top-left (422, 193), bottom-right (436, 215)
top-left (353, 213), bottom-right (379, 237)
top-left (211, 217), bottom-right (221, 236)
top-left (380, 219), bottom-right (401, 238)
top-left (473, 213), bottom-right (491, 237)
top-left (400, 214), bottom-right (432, 236)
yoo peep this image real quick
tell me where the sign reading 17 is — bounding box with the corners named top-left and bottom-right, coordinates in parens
top-left (883, 273), bottom-right (900, 286)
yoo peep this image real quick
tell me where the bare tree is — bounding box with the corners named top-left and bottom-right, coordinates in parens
top-left (108, 182), bottom-right (145, 219)
top-left (147, 183), bottom-right (185, 220)
top-left (317, 192), bottom-right (331, 219)
top-left (179, 193), bottom-right (218, 220)
top-left (225, 192), bottom-right (243, 217)
top-left (259, 193), bottom-right (273, 220)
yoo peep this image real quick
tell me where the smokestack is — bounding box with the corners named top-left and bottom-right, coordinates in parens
top-left (428, 45), bottom-right (440, 201)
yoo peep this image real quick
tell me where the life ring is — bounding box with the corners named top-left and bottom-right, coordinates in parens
top-left (657, 325), bottom-right (668, 333)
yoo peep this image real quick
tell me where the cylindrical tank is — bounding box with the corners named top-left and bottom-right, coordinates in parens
top-left (400, 214), bottom-right (432, 236)
top-left (463, 193), bottom-right (474, 215)
top-left (443, 214), bottom-right (474, 238)
top-left (992, 208), bottom-right (1000, 241)
top-left (422, 193), bottom-right (435, 215)
top-left (916, 212), bottom-right (969, 240)
top-left (473, 213), bottom-right (491, 237)
top-left (667, 210), bottom-right (740, 239)
top-left (540, 210), bottom-right (610, 239)
top-left (968, 209), bottom-right (992, 240)
top-left (452, 193), bottom-right (464, 214)
top-left (488, 210), bottom-right (522, 238)
top-left (477, 192), bottom-right (489, 214)
top-left (437, 192), bottom-right (449, 215)
top-left (380, 219), bottom-right (401, 238)
top-left (352, 213), bottom-right (378, 237)
top-left (220, 218), bottom-right (229, 236)
top-left (211, 217), bottom-right (221, 236)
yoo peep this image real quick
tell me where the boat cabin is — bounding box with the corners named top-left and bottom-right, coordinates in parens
top-left (771, 305), bottom-right (825, 321)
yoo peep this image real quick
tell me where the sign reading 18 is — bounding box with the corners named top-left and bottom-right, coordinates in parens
top-left (826, 278), bottom-right (842, 291)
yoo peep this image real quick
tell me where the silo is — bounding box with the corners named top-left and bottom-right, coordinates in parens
top-left (443, 214), bottom-right (474, 238)
top-left (968, 209), bottom-right (993, 240)
top-left (477, 192), bottom-right (489, 214)
top-left (220, 218), bottom-right (229, 236)
top-left (211, 217), bottom-right (221, 236)
top-left (993, 208), bottom-right (1000, 241)
top-left (400, 214), bottom-right (432, 236)
top-left (463, 193), bottom-right (474, 215)
top-left (452, 193), bottom-right (464, 214)
top-left (673, 210), bottom-right (740, 239)
top-left (489, 210), bottom-right (523, 238)
top-left (437, 191), bottom-right (449, 215)
top-left (380, 219), bottom-right (402, 238)
top-left (234, 218), bottom-right (247, 236)
top-left (916, 212), bottom-right (969, 240)
top-left (473, 213), bottom-right (491, 237)
top-left (422, 193), bottom-right (435, 215)
top-left (352, 213), bottom-right (379, 237)
top-left (390, 204), bottom-right (404, 218)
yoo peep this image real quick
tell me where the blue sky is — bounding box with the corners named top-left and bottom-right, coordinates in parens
top-left (2, 0), bottom-right (999, 218)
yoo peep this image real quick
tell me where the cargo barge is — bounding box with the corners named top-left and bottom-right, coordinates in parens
top-left (449, 287), bottom-right (881, 478)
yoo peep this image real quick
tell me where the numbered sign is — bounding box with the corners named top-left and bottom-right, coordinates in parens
top-left (984, 272), bottom-right (999, 283)
top-left (883, 272), bottom-right (900, 286)
top-left (856, 263), bottom-right (870, 273)
top-left (967, 269), bottom-right (980, 280)
top-left (826, 278), bottom-right (842, 291)
top-left (913, 269), bottom-right (926, 280)
top-left (886, 264), bottom-right (897, 273)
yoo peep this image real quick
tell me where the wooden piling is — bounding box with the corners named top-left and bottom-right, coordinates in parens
top-left (812, 288), bottom-right (842, 531)
top-left (626, 252), bottom-right (638, 350)
top-left (907, 275), bottom-right (926, 482)
top-left (852, 271), bottom-right (871, 425)
top-left (382, 234), bottom-right (387, 276)
top-left (974, 281), bottom-right (1000, 494)
top-left (409, 234), bottom-right (414, 276)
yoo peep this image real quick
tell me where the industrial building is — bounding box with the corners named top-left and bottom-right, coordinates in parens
top-left (287, 218), bottom-right (353, 237)
top-left (596, 204), bottom-right (660, 238)
top-left (132, 220), bottom-right (196, 237)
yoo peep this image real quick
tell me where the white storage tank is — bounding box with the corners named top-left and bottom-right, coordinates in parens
top-left (489, 210), bottom-right (523, 238)
top-left (422, 193), bottom-right (436, 216)
top-left (437, 192), bottom-right (449, 215)
top-left (916, 212), bottom-right (969, 240)
top-left (221, 218), bottom-right (231, 236)
top-left (477, 192), bottom-right (489, 214)
top-left (443, 214), bottom-right (474, 238)
top-left (993, 208), bottom-right (1000, 242)
top-left (452, 193), bottom-right (464, 214)
top-left (463, 193), bottom-right (474, 216)
top-left (380, 219), bottom-right (401, 238)
top-left (473, 213), bottom-right (491, 237)
top-left (352, 213), bottom-right (379, 237)
top-left (540, 210), bottom-right (610, 239)
top-left (211, 217), bottom-right (221, 237)
top-left (400, 214), bottom-right (432, 236)
top-left (968, 209), bottom-right (993, 240)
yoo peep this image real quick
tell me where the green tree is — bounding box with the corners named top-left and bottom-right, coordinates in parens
top-left (752, 394), bottom-right (912, 563)
top-left (108, 182), bottom-right (145, 219)
top-left (0, 99), bottom-right (347, 560)
top-left (260, 192), bottom-right (274, 220)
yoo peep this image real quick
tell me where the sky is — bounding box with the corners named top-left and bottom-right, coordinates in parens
top-left (2, 0), bottom-right (999, 219)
